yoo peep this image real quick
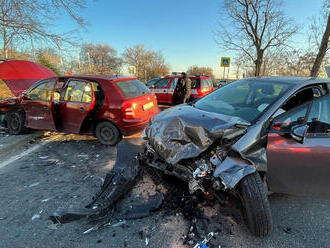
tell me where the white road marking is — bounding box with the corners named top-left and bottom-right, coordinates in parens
top-left (0, 135), bottom-right (62, 169)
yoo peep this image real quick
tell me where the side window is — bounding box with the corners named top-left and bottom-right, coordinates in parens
top-left (281, 87), bottom-right (321, 112)
top-left (154, 78), bottom-right (170, 88)
top-left (146, 79), bottom-right (159, 87)
top-left (27, 80), bottom-right (55, 101)
top-left (272, 105), bottom-right (309, 133)
top-left (64, 80), bottom-right (92, 103)
top-left (170, 78), bottom-right (178, 89)
top-left (54, 81), bottom-right (65, 103)
top-left (191, 78), bottom-right (198, 88)
top-left (307, 94), bottom-right (330, 137)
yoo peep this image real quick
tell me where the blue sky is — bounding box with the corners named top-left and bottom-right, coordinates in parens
top-left (61, 0), bottom-right (324, 77)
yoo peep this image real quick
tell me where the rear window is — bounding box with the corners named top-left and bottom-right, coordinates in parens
top-left (191, 78), bottom-right (212, 88)
top-left (114, 80), bottom-right (150, 98)
top-left (201, 78), bottom-right (213, 87)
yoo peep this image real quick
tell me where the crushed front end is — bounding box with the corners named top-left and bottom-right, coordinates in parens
top-left (141, 104), bottom-right (259, 193)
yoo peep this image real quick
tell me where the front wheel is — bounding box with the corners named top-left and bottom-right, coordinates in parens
top-left (95, 121), bottom-right (122, 146)
top-left (239, 172), bottom-right (273, 237)
top-left (6, 109), bottom-right (26, 135)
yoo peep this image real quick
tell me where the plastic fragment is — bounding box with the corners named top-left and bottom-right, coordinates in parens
top-left (77, 154), bottom-right (89, 158)
top-left (83, 226), bottom-right (98, 234)
top-left (111, 220), bottom-right (126, 227)
top-left (193, 232), bottom-right (214, 248)
top-left (32, 214), bottom-right (41, 220)
top-left (41, 197), bottom-right (52, 202)
top-left (29, 182), bottom-right (40, 187)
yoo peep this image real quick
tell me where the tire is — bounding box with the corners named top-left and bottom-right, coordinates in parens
top-left (239, 172), bottom-right (273, 237)
top-left (6, 109), bottom-right (26, 135)
top-left (95, 121), bottom-right (122, 146)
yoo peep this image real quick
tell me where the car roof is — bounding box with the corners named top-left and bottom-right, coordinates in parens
top-left (243, 76), bottom-right (330, 86)
top-left (59, 75), bottom-right (136, 81)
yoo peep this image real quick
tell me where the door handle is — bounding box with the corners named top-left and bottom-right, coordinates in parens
top-left (79, 107), bottom-right (85, 112)
top-left (43, 106), bottom-right (48, 110)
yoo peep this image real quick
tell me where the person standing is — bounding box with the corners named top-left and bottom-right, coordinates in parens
top-left (181, 72), bottom-right (192, 103)
top-left (173, 72), bottom-right (192, 104)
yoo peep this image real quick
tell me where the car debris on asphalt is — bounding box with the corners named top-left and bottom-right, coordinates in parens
top-left (28, 182), bottom-right (40, 187)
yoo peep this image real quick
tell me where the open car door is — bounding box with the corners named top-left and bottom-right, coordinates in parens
top-left (23, 78), bottom-right (56, 131)
top-left (150, 78), bottom-right (171, 103)
top-left (267, 94), bottom-right (330, 196)
top-left (59, 79), bottom-right (95, 133)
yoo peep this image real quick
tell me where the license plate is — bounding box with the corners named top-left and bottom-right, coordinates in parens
top-left (143, 101), bottom-right (154, 110)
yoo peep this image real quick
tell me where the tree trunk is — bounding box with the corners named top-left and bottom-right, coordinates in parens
top-left (310, 14), bottom-right (330, 77)
top-left (254, 50), bottom-right (264, 76)
top-left (2, 24), bottom-right (8, 58)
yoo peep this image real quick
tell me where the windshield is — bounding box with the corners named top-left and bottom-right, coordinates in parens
top-left (194, 79), bottom-right (291, 122)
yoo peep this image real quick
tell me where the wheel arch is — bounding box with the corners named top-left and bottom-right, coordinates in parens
top-left (92, 118), bottom-right (122, 137)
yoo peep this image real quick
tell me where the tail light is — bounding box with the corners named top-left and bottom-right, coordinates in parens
top-left (123, 102), bottom-right (136, 119)
top-left (197, 87), bottom-right (211, 97)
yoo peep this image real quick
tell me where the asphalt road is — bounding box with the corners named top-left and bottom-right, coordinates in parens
top-left (1, 133), bottom-right (330, 248)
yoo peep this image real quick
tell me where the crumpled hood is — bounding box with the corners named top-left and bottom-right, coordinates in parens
top-left (144, 104), bottom-right (249, 165)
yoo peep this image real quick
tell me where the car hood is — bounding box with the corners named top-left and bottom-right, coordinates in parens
top-left (143, 104), bottom-right (250, 165)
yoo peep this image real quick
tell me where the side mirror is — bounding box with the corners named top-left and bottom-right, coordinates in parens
top-left (21, 94), bottom-right (30, 100)
top-left (291, 125), bottom-right (308, 144)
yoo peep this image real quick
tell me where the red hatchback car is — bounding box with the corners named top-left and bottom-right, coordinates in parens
top-left (148, 74), bottom-right (214, 105)
top-left (0, 75), bottom-right (159, 145)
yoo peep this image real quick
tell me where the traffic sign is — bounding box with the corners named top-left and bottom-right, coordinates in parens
top-left (221, 57), bottom-right (230, 67)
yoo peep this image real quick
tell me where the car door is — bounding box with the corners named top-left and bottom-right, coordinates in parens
top-left (167, 78), bottom-right (178, 104)
top-left (59, 79), bottom-right (95, 133)
top-left (151, 78), bottom-right (171, 103)
top-left (267, 94), bottom-right (330, 196)
top-left (23, 79), bottom-right (56, 131)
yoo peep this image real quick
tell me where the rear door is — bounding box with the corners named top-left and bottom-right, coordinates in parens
top-left (166, 78), bottom-right (178, 104)
top-left (267, 94), bottom-right (330, 196)
top-left (23, 79), bottom-right (56, 131)
top-left (151, 78), bottom-right (171, 103)
top-left (59, 79), bottom-right (94, 133)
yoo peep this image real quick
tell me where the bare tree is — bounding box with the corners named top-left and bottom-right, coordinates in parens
top-left (310, 0), bottom-right (330, 77)
top-left (187, 65), bottom-right (215, 78)
top-left (122, 45), bottom-right (169, 82)
top-left (80, 43), bottom-right (123, 75)
top-left (216, 0), bottom-right (298, 76)
top-left (0, 0), bottom-right (86, 58)
top-left (36, 48), bottom-right (62, 75)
